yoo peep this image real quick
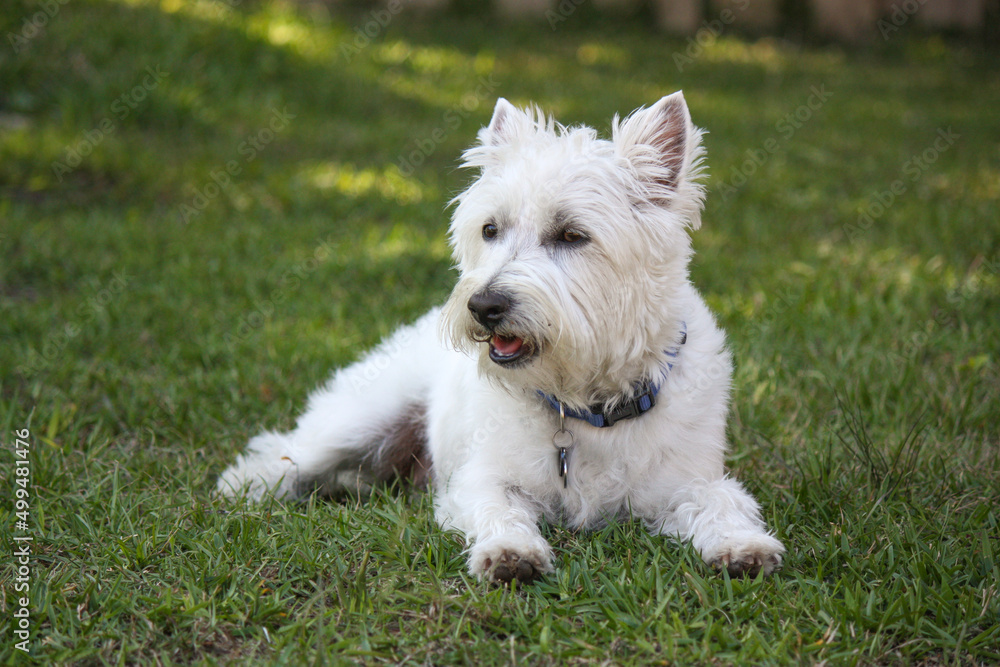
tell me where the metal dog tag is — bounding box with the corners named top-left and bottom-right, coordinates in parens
top-left (557, 447), bottom-right (568, 485)
top-left (552, 428), bottom-right (574, 488)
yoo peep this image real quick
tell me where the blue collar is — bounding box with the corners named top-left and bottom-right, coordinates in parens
top-left (538, 323), bottom-right (686, 428)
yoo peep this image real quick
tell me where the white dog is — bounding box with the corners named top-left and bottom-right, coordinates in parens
top-left (218, 93), bottom-right (785, 584)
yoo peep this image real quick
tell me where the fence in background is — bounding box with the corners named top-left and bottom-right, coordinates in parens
top-left (396, 0), bottom-right (995, 41)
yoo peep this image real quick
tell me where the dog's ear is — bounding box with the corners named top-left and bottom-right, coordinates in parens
top-left (465, 98), bottom-right (547, 171)
top-left (614, 92), bottom-right (703, 204)
top-left (483, 98), bottom-right (521, 146)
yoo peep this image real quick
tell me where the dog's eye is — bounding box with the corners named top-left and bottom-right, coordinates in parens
top-left (559, 229), bottom-right (587, 244)
top-left (482, 223), bottom-right (498, 240)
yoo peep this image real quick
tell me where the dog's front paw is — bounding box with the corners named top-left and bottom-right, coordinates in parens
top-left (705, 532), bottom-right (785, 578)
top-left (469, 535), bottom-right (554, 585)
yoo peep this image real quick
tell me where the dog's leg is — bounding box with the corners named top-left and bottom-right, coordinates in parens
top-left (439, 473), bottom-right (554, 585)
top-left (649, 477), bottom-right (785, 577)
top-left (217, 311), bottom-right (439, 500)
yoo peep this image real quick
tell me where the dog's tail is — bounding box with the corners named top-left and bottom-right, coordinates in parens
top-left (216, 309), bottom-right (442, 500)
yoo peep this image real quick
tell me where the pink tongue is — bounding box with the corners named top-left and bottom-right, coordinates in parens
top-left (492, 335), bottom-right (524, 356)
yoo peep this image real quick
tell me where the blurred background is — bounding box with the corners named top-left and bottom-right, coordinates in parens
top-left (1, 0), bottom-right (996, 425)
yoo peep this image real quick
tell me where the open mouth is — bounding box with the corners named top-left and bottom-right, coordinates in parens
top-left (488, 335), bottom-right (533, 366)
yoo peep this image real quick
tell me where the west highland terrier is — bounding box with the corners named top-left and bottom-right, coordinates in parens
top-left (218, 92), bottom-right (786, 583)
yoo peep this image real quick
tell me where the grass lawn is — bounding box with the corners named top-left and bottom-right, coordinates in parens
top-left (2, 0), bottom-right (999, 663)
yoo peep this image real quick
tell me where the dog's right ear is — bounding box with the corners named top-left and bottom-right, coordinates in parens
top-left (464, 98), bottom-right (541, 171)
top-left (483, 98), bottom-right (521, 146)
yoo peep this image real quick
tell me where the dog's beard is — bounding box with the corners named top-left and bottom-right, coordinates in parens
top-left (441, 278), bottom-right (563, 395)
top-left (441, 278), bottom-right (650, 410)
top-left (447, 275), bottom-right (696, 416)
top-left (442, 283), bottom-right (548, 373)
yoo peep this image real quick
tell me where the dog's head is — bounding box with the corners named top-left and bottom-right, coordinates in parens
top-left (441, 93), bottom-right (707, 409)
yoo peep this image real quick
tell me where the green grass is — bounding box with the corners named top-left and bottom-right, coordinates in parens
top-left (2, 1), bottom-right (999, 664)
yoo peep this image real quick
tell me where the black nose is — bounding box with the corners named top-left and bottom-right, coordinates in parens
top-left (467, 290), bottom-right (510, 330)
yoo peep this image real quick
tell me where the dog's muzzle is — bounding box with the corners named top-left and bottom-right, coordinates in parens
top-left (467, 289), bottom-right (534, 366)
top-left (467, 289), bottom-right (510, 330)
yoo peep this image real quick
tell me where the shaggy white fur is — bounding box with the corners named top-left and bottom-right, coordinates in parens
top-left (217, 93), bottom-right (786, 583)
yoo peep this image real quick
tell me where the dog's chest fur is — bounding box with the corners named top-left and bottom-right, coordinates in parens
top-left (425, 296), bottom-right (730, 532)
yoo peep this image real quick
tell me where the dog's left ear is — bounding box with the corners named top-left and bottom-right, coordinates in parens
top-left (613, 92), bottom-right (703, 206)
